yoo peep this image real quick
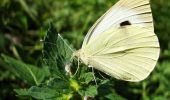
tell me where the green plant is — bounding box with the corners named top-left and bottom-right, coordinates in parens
top-left (1, 0), bottom-right (170, 99)
top-left (1, 25), bottom-right (125, 99)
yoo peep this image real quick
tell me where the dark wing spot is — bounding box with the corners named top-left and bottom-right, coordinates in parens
top-left (120, 21), bottom-right (131, 26)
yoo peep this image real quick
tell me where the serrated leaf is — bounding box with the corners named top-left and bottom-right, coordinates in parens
top-left (78, 86), bottom-right (98, 97)
top-left (1, 54), bottom-right (49, 85)
top-left (48, 78), bottom-right (70, 93)
top-left (43, 24), bottom-right (74, 79)
top-left (28, 86), bottom-right (57, 99)
top-left (79, 72), bottom-right (93, 84)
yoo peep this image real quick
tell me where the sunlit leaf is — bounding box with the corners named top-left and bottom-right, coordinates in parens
top-left (43, 24), bottom-right (74, 79)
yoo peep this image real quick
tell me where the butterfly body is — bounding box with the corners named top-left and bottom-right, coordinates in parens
top-left (75, 0), bottom-right (160, 82)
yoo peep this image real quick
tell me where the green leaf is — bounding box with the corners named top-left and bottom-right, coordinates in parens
top-left (14, 89), bottom-right (29, 96)
top-left (79, 72), bottom-right (94, 84)
top-left (1, 54), bottom-right (49, 85)
top-left (97, 81), bottom-right (125, 100)
top-left (104, 93), bottom-right (126, 100)
top-left (43, 24), bottom-right (74, 79)
top-left (152, 96), bottom-right (167, 100)
top-left (28, 86), bottom-right (57, 99)
top-left (78, 86), bottom-right (98, 97)
top-left (48, 78), bottom-right (70, 93)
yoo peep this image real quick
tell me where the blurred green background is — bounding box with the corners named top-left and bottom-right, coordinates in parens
top-left (0, 0), bottom-right (170, 99)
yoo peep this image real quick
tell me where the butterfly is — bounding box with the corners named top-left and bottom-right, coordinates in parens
top-left (74, 0), bottom-right (160, 82)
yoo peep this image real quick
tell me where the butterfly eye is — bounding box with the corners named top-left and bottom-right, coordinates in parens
top-left (120, 21), bottom-right (131, 26)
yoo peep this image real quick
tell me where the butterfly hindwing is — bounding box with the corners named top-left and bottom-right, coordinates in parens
top-left (82, 25), bottom-right (159, 82)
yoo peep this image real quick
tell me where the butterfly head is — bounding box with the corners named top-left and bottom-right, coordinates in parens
top-left (73, 49), bottom-right (89, 65)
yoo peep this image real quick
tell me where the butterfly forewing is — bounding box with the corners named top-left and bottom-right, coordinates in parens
top-left (79, 0), bottom-right (160, 82)
top-left (82, 0), bottom-right (153, 47)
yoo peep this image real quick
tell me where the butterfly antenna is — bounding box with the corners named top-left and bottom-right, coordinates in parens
top-left (73, 57), bottom-right (80, 76)
top-left (98, 71), bottom-right (108, 79)
top-left (92, 67), bottom-right (98, 86)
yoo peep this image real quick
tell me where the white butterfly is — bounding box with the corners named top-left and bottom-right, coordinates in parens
top-left (74, 0), bottom-right (160, 82)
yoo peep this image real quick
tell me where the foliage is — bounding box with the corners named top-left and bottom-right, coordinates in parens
top-left (1, 26), bottom-right (103, 99)
top-left (0, 0), bottom-right (170, 100)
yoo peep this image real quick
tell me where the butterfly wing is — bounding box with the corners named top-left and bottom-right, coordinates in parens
top-left (81, 25), bottom-right (160, 82)
top-left (82, 0), bottom-right (153, 47)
